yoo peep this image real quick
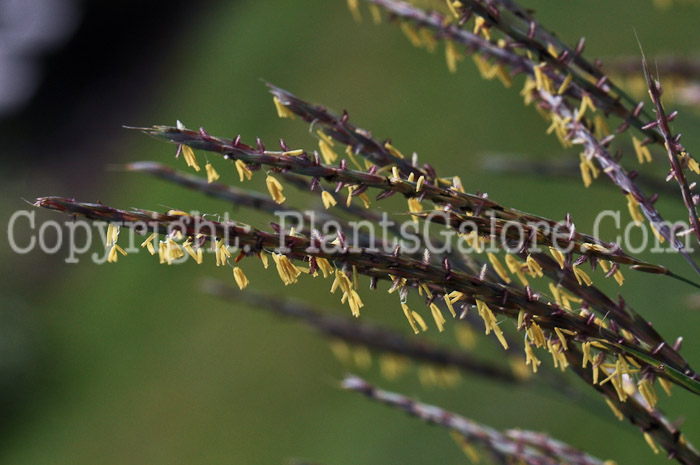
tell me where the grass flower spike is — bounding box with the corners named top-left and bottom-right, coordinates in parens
top-left (29, 2), bottom-right (700, 464)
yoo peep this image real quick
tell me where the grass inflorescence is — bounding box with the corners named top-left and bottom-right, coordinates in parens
top-left (32, 0), bottom-right (700, 463)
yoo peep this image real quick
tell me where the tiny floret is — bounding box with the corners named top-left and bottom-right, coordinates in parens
top-left (266, 175), bottom-right (286, 204)
top-left (319, 140), bottom-right (338, 164)
top-left (205, 162), bottom-right (220, 183)
top-left (233, 267), bottom-right (250, 290)
top-left (235, 160), bottom-right (253, 182)
top-left (141, 233), bottom-right (156, 255)
top-left (322, 191), bottom-right (337, 209)
top-left (273, 96), bottom-right (295, 119)
top-left (181, 145), bottom-right (201, 172)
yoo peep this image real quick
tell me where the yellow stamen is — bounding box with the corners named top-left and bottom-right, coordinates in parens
top-left (549, 246), bottom-right (566, 269)
top-left (554, 327), bottom-right (568, 350)
top-left (573, 265), bottom-right (593, 286)
top-left (651, 224), bottom-right (665, 244)
top-left (345, 145), bottom-right (363, 170)
top-left (638, 378), bottom-right (658, 409)
top-left (473, 16), bottom-right (490, 40)
top-left (273, 96), bottom-right (295, 119)
top-left (331, 269), bottom-right (354, 295)
top-left (408, 198), bottom-right (423, 223)
top-left (547, 339), bottom-right (569, 371)
top-left (321, 191), bottom-right (337, 209)
top-left (183, 239), bottom-right (203, 264)
top-left (644, 432), bottom-right (659, 455)
top-left (444, 294), bottom-right (456, 318)
top-left (557, 73), bottom-right (573, 95)
top-left (525, 255), bottom-right (543, 278)
top-left (400, 22), bottom-right (423, 48)
top-left (580, 153), bottom-right (593, 187)
top-left (141, 233), bottom-right (156, 255)
top-left (476, 299), bottom-right (508, 349)
top-left (233, 267), bottom-right (249, 290)
top-left (315, 257), bottom-right (333, 278)
top-left (521, 77), bottom-right (537, 105)
top-left (165, 238), bottom-right (184, 265)
top-left (158, 241), bottom-right (167, 264)
top-left (106, 224), bottom-right (119, 246)
top-left (349, 348), bottom-right (370, 370)
top-left (389, 166), bottom-right (400, 182)
top-left (582, 243), bottom-right (610, 253)
top-left (582, 342), bottom-right (592, 368)
top-left (493, 65), bottom-right (512, 88)
top-left (577, 94), bottom-right (597, 122)
top-left (632, 136), bottom-right (653, 164)
top-left (411, 311), bottom-right (428, 332)
top-left (605, 398), bottom-right (625, 421)
top-left (345, 185), bottom-right (355, 208)
top-left (205, 163), bottom-right (220, 183)
top-left (533, 63), bottom-right (545, 91)
top-left (594, 114), bottom-right (610, 140)
top-left (266, 175), bottom-right (286, 204)
top-left (487, 253), bottom-right (511, 283)
top-left (272, 253), bottom-right (300, 285)
top-left (329, 339), bottom-right (352, 365)
top-left (445, 0), bottom-right (462, 18)
top-left (181, 144), bottom-right (201, 172)
top-left (549, 282), bottom-right (562, 306)
top-left (429, 303), bottom-right (446, 332)
top-left (215, 241), bottom-right (231, 267)
top-left (379, 354), bottom-right (408, 380)
top-left (626, 193), bottom-right (644, 225)
top-left (450, 430), bottom-right (480, 463)
top-left (416, 175), bottom-right (425, 192)
top-left (472, 55), bottom-right (491, 78)
top-left (319, 140), bottom-right (338, 164)
top-left (445, 41), bottom-right (462, 74)
top-left (401, 303), bottom-right (420, 334)
top-left (527, 322), bottom-right (546, 348)
top-left (347, 0), bottom-right (361, 22)
top-left (107, 245), bottom-right (118, 263)
top-left (418, 28), bottom-right (436, 53)
top-left (511, 355), bottom-right (534, 380)
top-left (505, 254), bottom-right (529, 286)
top-left (524, 343), bottom-right (541, 373)
top-left (455, 324), bottom-right (476, 350)
top-left (448, 291), bottom-right (465, 303)
top-left (343, 289), bottom-right (364, 317)
top-left (107, 244), bottom-right (127, 263)
top-left (235, 160), bottom-right (253, 182)
top-left (316, 129), bottom-right (335, 147)
top-left (659, 377), bottom-right (673, 397)
top-left (369, 4), bottom-right (382, 24)
top-left (359, 192), bottom-right (371, 208)
top-left (384, 142), bottom-right (405, 159)
top-left (688, 157), bottom-right (700, 174)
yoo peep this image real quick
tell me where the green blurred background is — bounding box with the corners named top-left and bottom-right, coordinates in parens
top-left (2, 0), bottom-right (700, 463)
